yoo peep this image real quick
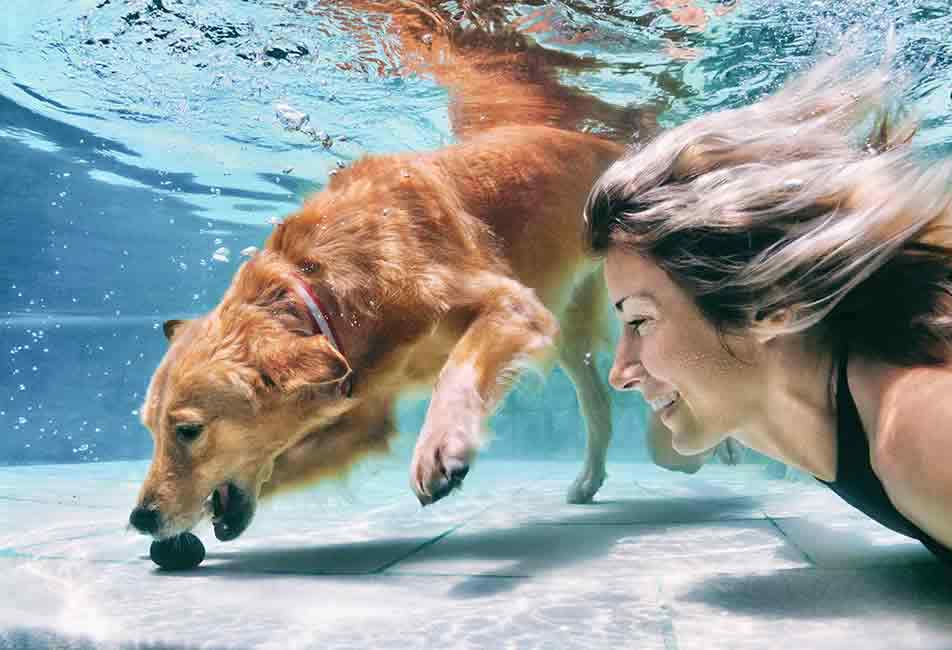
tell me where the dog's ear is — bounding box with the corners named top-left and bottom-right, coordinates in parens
top-left (258, 334), bottom-right (351, 395)
top-left (163, 319), bottom-right (191, 342)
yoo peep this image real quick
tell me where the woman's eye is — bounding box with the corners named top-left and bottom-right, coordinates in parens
top-left (175, 423), bottom-right (204, 443)
top-left (628, 318), bottom-right (650, 335)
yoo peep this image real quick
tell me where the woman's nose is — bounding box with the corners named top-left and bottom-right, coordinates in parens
top-left (609, 362), bottom-right (644, 391)
top-left (609, 336), bottom-right (644, 391)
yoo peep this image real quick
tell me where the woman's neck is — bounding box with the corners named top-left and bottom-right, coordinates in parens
top-left (740, 335), bottom-right (840, 481)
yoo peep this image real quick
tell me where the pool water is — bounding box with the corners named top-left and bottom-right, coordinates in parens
top-left (2, 0), bottom-right (951, 465)
top-left (1, 1), bottom-right (951, 648)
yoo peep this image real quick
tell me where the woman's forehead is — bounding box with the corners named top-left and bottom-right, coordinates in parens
top-left (605, 249), bottom-right (671, 300)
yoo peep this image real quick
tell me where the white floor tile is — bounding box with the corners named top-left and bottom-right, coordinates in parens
top-left (1, 460), bottom-right (949, 649)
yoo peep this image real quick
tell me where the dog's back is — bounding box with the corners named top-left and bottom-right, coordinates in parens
top-left (310, 124), bottom-right (625, 314)
top-left (434, 125), bottom-right (624, 298)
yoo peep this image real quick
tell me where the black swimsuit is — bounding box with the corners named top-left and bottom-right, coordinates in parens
top-left (818, 353), bottom-right (952, 565)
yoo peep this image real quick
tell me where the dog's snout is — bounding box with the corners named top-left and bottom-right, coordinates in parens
top-left (129, 506), bottom-right (161, 535)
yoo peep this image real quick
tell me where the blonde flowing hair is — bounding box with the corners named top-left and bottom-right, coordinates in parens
top-left (584, 49), bottom-right (952, 366)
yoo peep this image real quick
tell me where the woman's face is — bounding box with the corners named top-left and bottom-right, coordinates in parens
top-left (604, 248), bottom-right (762, 454)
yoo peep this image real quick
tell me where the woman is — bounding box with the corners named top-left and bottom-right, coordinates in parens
top-left (583, 52), bottom-right (952, 563)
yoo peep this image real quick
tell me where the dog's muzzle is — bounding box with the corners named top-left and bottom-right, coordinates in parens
top-left (209, 482), bottom-right (255, 541)
top-left (129, 505), bottom-right (162, 535)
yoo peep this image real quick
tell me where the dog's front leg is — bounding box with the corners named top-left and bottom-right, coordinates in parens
top-left (410, 276), bottom-right (559, 505)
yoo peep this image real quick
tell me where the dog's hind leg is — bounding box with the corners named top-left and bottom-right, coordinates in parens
top-left (409, 273), bottom-right (559, 505)
top-left (558, 271), bottom-right (613, 504)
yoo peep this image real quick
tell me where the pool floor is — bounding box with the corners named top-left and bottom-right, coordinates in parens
top-left (1, 459), bottom-right (949, 649)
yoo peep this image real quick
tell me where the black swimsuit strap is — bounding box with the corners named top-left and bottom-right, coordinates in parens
top-left (828, 348), bottom-right (952, 563)
top-left (833, 348), bottom-right (860, 478)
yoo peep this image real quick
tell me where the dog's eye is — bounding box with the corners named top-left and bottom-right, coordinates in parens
top-left (259, 372), bottom-right (276, 389)
top-left (175, 423), bottom-right (204, 443)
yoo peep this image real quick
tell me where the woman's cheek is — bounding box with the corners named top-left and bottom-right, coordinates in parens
top-left (640, 333), bottom-right (671, 381)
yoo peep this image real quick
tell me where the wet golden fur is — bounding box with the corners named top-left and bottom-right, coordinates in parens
top-left (134, 2), bottom-right (695, 539)
top-left (139, 124), bottom-right (623, 536)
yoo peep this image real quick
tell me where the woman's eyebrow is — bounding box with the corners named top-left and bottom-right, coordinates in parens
top-left (614, 292), bottom-right (656, 312)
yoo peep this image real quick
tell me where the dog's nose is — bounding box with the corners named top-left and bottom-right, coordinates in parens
top-left (129, 506), bottom-right (161, 535)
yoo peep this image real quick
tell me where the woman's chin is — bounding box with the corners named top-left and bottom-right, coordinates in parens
top-left (670, 434), bottom-right (713, 457)
top-left (666, 411), bottom-right (719, 456)
top-left (657, 398), bottom-right (723, 456)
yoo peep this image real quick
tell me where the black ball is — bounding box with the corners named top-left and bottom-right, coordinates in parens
top-left (149, 532), bottom-right (206, 571)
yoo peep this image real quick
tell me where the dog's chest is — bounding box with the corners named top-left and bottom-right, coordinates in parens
top-left (393, 316), bottom-right (470, 388)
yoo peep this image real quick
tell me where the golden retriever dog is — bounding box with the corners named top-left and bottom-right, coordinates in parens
top-left (129, 1), bottom-right (730, 543)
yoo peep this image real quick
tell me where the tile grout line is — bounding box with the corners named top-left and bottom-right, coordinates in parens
top-left (514, 515), bottom-right (775, 527)
top-left (764, 512), bottom-right (817, 566)
top-left (371, 485), bottom-right (532, 574)
top-left (371, 525), bottom-right (462, 574)
top-left (379, 571), bottom-right (529, 579)
top-left (0, 494), bottom-right (119, 509)
top-left (657, 580), bottom-right (680, 650)
top-left (0, 548), bottom-right (137, 565)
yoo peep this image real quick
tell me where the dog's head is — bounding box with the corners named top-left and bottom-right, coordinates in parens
top-left (129, 254), bottom-right (354, 541)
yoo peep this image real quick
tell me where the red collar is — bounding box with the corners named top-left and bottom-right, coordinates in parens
top-left (287, 273), bottom-right (353, 397)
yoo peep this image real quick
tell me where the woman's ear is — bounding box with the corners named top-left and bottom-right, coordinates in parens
top-left (752, 308), bottom-right (795, 345)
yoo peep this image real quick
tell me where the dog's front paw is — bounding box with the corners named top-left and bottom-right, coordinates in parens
top-left (410, 428), bottom-right (478, 506)
top-left (566, 462), bottom-right (606, 504)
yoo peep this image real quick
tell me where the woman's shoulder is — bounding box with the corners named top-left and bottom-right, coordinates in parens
top-left (847, 354), bottom-right (952, 453)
